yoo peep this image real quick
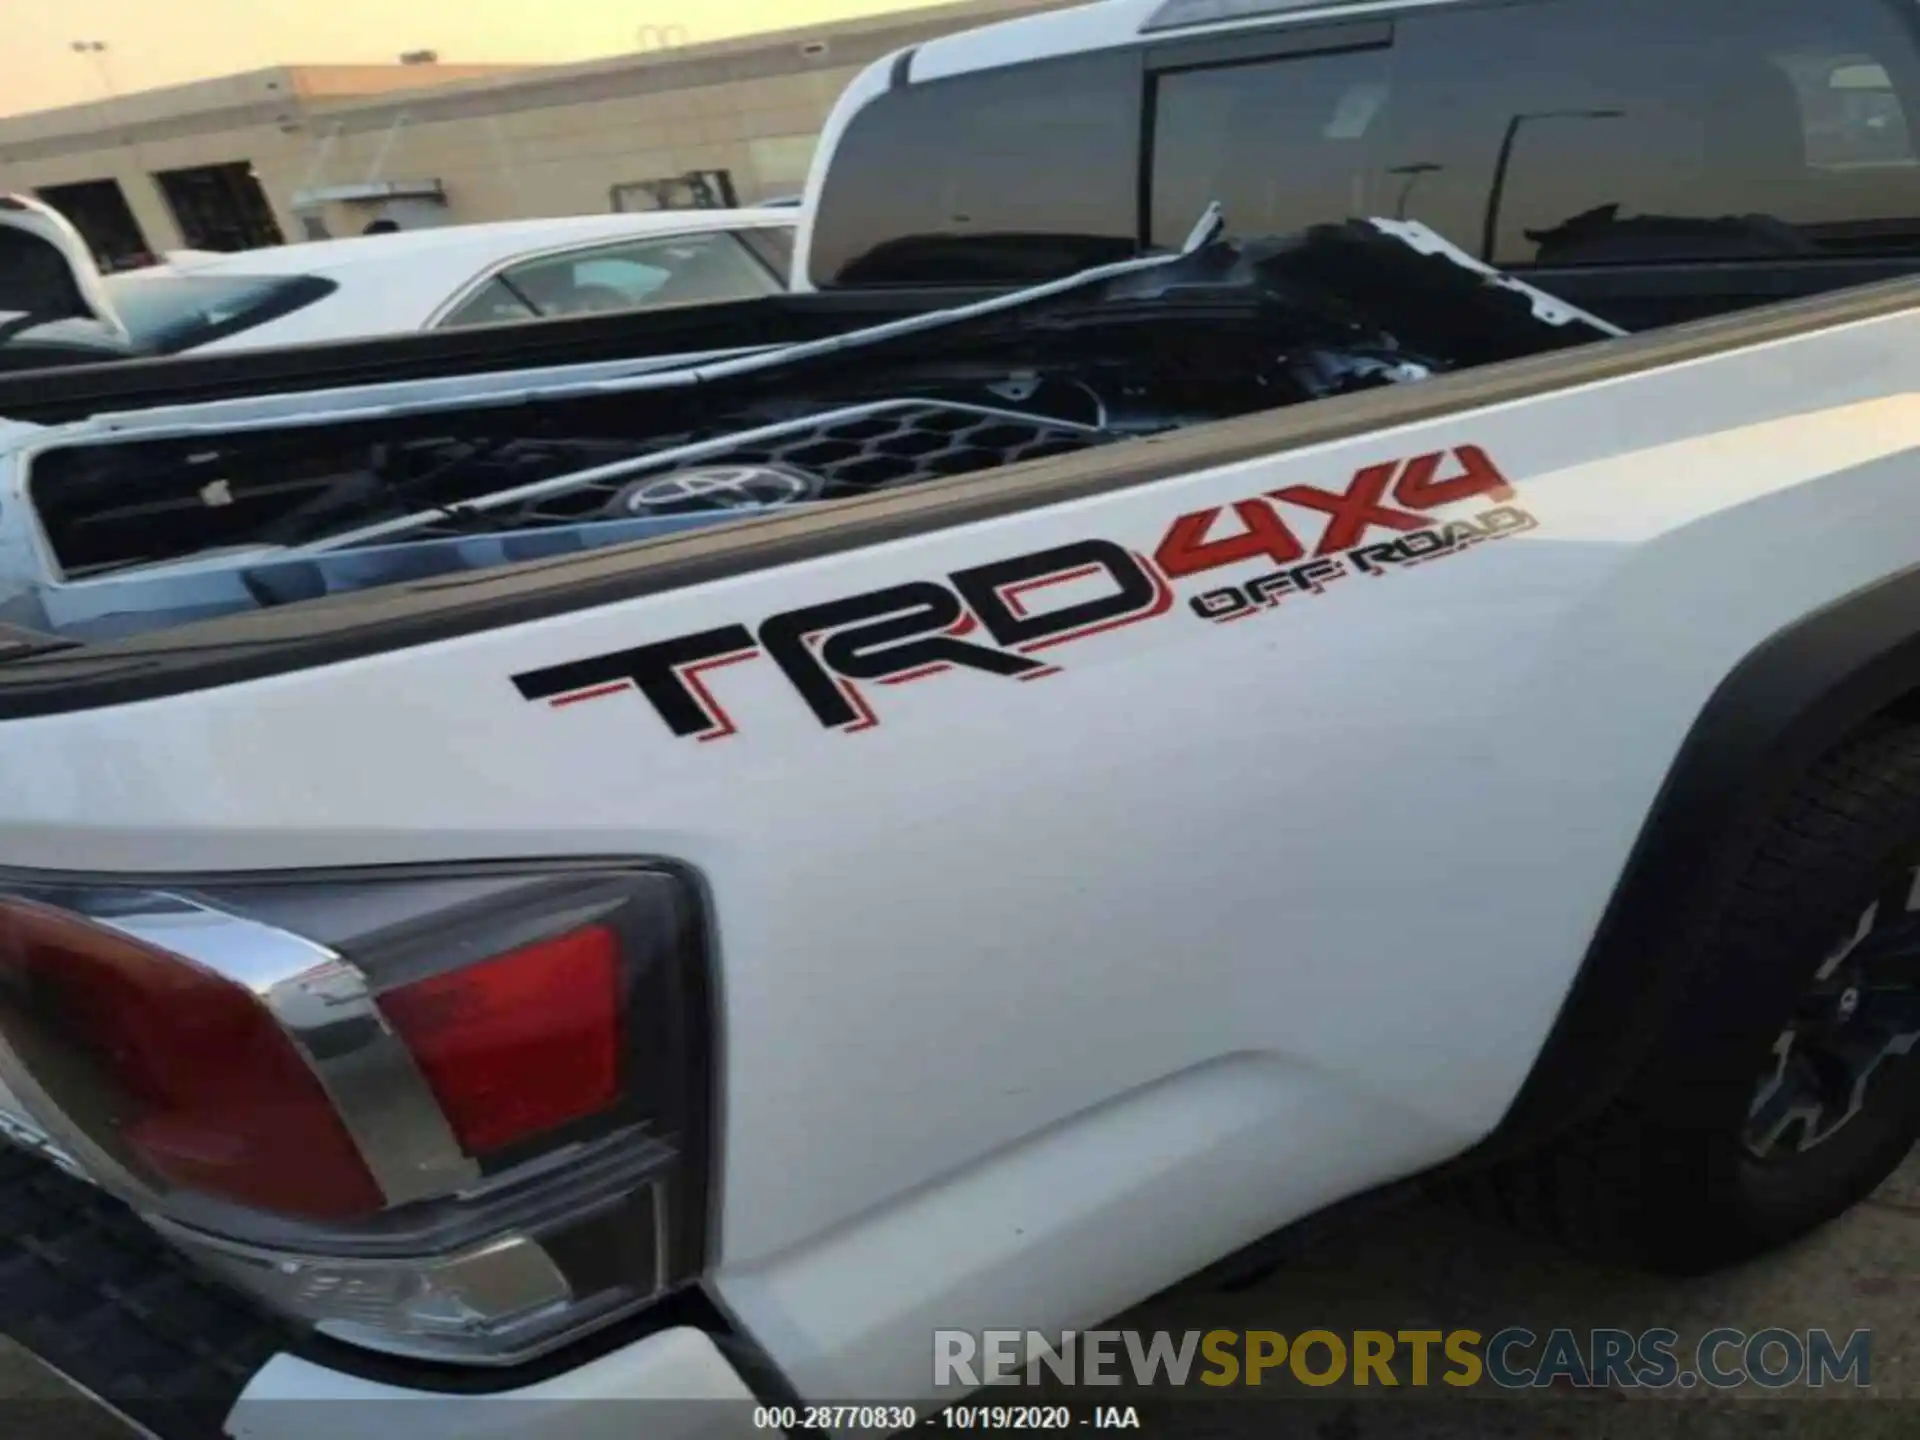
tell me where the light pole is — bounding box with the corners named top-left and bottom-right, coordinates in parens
top-left (1479, 108), bottom-right (1624, 262)
top-left (635, 24), bottom-right (689, 50)
top-left (70, 40), bottom-right (120, 101)
top-left (70, 38), bottom-right (157, 266)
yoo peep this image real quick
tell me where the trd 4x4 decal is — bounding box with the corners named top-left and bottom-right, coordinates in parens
top-left (513, 445), bottom-right (1534, 740)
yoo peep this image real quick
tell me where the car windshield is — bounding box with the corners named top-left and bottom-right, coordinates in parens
top-left (98, 270), bottom-right (333, 352)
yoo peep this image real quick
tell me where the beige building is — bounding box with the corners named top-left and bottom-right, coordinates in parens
top-left (0, 0), bottom-right (1069, 265)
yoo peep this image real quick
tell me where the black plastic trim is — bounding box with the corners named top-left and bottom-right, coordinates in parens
top-left (1134, 74), bottom-right (1155, 250)
top-left (1529, 256), bottom-right (1920, 330)
top-left (0, 276), bottom-right (1910, 720)
top-left (0, 288), bottom-right (1005, 426)
top-left (888, 46), bottom-right (918, 88)
top-left (1473, 559), bottom-right (1920, 1157)
top-left (1529, 256), bottom-right (1920, 304)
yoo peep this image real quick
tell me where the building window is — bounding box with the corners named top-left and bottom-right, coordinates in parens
top-left (610, 170), bottom-right (740, 212)
top-left (152, 161), bottom-right (286, 252)
top-left (34, 179), bottom-right (150, 271)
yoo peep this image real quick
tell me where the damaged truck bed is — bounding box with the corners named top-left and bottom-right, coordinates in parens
top-left (0, 219), bottom-right (1620, 648)
top-left (0, 223), bottom-right (1914, 1440)
top-left (2, 0), bottom-right (1919, 1433)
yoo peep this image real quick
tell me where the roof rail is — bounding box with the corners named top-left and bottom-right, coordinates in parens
top-left (1141, 0), bottom-right (1390, 37)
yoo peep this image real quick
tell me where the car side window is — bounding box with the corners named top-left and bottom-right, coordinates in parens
top-left (1384, 0), bottom-right (1920, 267)
top-left (440, 230), bottom-right (785, 329)
top-left (736, 225), bottom-right (796, 282)
top-left (438, 276), bottom-right (539, 330)
top-left (1147, 44), bottom-right (1396, 249)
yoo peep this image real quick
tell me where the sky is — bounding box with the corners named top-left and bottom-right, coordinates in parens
top-left (0, 0), bottom-right (947, 116)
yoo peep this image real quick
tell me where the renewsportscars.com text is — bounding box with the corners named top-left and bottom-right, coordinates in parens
top-left (934, 1327), bottom-right (1873, 1391)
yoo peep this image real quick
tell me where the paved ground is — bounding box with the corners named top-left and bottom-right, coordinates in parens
top-left (3, 1151), bottom-right (1913, 1437)
top-left (1106, 1147), bottom-right (1919, 1434)
top-left (0, 1344), bottom-right (143, 1440)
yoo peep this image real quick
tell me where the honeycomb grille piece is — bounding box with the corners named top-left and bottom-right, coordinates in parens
top-left (415, 400), bottom-right (1102, 538)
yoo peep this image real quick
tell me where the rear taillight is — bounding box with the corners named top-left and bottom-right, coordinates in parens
top-left (0, 899), bottom-right (384, 1220)
top-left (0, 866), bottom-right (711, 1367)
top-left (380, 924), bottom-right (622, 1156)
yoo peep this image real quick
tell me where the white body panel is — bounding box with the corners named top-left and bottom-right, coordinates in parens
top-left (0, 307), bottom-right (1912, 1420)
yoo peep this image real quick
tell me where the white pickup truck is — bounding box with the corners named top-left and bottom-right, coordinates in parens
top-left (0, 0), bottom-right (1916, 1437)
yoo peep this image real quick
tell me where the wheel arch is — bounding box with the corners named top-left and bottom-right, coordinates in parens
top-left (1475, 558), bottom-right (1920, 1159)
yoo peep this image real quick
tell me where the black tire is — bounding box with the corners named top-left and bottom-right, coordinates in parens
top-left (1474, 719), bottom-right (1920, 1275)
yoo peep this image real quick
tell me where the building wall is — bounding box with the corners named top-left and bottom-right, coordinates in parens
top-left (0, 68), bottom-right (314, 251)
top-left (295, 63), bottom-right (865, 228)
top-left (0, 130), bottom-right (305, 253)
top-left (290, 65), bottom-right (532, 101)
top-left (0, 0), bottom-right (1071, 252)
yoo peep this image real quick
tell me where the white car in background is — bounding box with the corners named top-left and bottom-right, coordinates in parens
top-left (2, 204), bottom-right (796, 364)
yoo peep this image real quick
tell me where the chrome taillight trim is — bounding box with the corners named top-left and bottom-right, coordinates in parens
top-left (0, 1093), bottom-right (88, 1181)
top-left (61, 891), bottom-right (481, 1210)
top-left (258, 952), bottom-right (484, 1206)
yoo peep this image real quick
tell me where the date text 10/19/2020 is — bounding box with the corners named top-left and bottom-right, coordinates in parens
top-left (748, 1413), bottom-right (1136, 1436)
top-left (752, 1406), bottom-right (1141, 1431)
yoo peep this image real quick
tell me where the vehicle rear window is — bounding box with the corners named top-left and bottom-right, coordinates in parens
top-left (1148, 45), bottom-right (1395, 248)
top-left (806, 51), bottom-right (1142, 288)
top-left (102, 271), bottom-right (336, 352)
top-left (1385, 0), bottom-right (1920, 266)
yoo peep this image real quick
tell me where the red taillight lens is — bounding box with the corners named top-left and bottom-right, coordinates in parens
top-left (379, 924), bottom-right (622, 1156)
top-left (0, 900), bottom-right (383, 1220)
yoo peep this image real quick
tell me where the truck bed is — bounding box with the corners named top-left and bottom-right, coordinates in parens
top-left (0, 220), bottom-right (1623, 663)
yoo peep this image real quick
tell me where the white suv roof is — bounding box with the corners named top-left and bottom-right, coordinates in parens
top-left (907, 0), bottom-right (1447, 82)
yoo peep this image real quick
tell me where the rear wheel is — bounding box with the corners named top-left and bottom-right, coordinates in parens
top-left (1478, 721), bottom-right (1920, 1274)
